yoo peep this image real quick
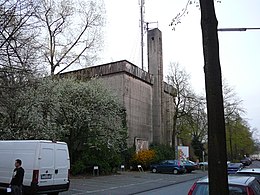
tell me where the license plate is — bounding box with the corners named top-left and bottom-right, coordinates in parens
top-left (41, 174), bottom-right (52, 179)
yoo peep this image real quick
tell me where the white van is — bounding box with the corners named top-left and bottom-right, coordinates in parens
top-left (0, 140), bottom-right (70, 195)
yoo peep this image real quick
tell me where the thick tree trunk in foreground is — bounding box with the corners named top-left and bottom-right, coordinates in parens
top-left (199, 0), bottom-right (229, 194)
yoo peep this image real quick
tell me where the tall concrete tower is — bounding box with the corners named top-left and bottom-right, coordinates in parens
top-left (147, 28), bottom-right (164, 144)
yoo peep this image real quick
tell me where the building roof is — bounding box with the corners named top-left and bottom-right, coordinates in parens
top-left (60, 60), bottom-right (153, 85)
top-left (60, 60), bottom-right (176, 96)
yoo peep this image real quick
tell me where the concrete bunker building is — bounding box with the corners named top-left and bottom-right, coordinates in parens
top-left (61, 28), bottom-right (176, 149)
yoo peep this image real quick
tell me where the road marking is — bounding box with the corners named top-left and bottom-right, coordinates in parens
top-left (69, 178), bottom-right (169, 194)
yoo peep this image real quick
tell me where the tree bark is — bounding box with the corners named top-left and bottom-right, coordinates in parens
top-left (199, 0), bottom-right (229, 194)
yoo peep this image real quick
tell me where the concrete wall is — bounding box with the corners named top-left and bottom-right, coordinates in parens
top-left (162, 82), bottom-right (176, 146)
top-left (98, 73), bottom-right (153, 146)
top-left (98, 70), bottom-right (176, 147)
top-left (147, 28), bottom-right (164, 144)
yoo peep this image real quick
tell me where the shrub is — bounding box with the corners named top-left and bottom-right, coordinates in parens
top-left (70, 144), bottom-right (124, 175)
top-left (130, 149), bottom-right (156, 170)
top-left (71, 160), bottom-right (86, 175)
top-left (150, 144), bottom-right (175, 163)
top-left (124, 146), bottom-right (136, 169)
top-left (81, 146), bottom-right (123, 175)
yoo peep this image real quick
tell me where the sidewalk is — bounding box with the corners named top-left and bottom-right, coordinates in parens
top-left (62, 170), bottom-right (208, 195)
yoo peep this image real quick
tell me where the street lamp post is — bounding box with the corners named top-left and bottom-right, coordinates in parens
top-left (217, 26), bottom-right (260, 162)
top-left (218, 27), bottom-right (260, 32)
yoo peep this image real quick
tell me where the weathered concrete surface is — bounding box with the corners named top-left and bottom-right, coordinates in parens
top-left (99, 72), bottom-right (153, 147)
top-left (148, 28), bottom-right (164, 144)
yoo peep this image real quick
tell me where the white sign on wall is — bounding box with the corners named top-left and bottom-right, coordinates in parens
top-left (135, 138), bottom-right (148, 153)
top-left (177, 146), bottom-right (189, 160)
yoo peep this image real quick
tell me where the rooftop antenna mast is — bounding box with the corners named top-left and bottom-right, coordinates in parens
top-left (139, 1), bottom-right (158, 70)
top-left (139, 0), bottom-right (145, 70)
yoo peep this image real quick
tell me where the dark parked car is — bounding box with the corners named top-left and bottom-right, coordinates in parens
top-left (150, 160), bottom-right (186, 174)
top-left (188, 175), bottom-right (260, 195)
top-left (199, 162), bottom-right (208, 169)
top-left (227, 163), bottom-right (244, 174)
top-left (241, 157), bottom-right (252, 166)
top-left (182, 160), bottom-right (197, 173)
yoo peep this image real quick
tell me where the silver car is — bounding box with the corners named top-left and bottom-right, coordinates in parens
top-left (236, 168), bottom-right (260, 180)
top-left (188, 175), bottom-right (260, 195)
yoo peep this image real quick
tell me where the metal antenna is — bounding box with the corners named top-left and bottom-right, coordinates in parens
top-left (140, 0), bottom-right (145, 70)
top-left (139, 1), bottom-right (158, 71)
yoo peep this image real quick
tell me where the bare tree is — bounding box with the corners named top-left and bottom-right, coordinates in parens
top-left (0, 0), bottom-right (40, 72)
top-left (222, 81), bottom-right (245, 161)
top-left (170, 0), bottom-right (221, 31)
top-left (35, 0), bottom-right (105, 76)
top-left (167, 62), bottom-right (201, 155)
top-left (179, 96), bottom-right (207, 140)
top-left (223, 81), bottom-right (244, 120)
top-left (0, 0), bottom-right (35, 48)
top-left (0, 0), bottom-right (42, 133)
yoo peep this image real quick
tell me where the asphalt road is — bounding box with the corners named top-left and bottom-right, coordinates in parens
top-left (60, 160), bottom-right (260, 195)
top-left (61, 170), bottom-right (207, 195)
top-left (134, 179), bottom-right (196, 195)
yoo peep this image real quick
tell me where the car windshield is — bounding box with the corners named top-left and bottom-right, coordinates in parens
top-left (193, 184), bottom-right (247, 195)
top-left (165, 160), bottom-right (183, 166)
top-left (183, 160), bottom-right (193, 165)
top-left (228, 163), bottom-right (241, 167)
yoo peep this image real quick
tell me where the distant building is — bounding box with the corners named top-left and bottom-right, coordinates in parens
top-left (61, 28), bottom-right (176, 149)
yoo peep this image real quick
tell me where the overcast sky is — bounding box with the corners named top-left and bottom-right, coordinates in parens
top-left (99, 0), bottom-right (260, 138)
